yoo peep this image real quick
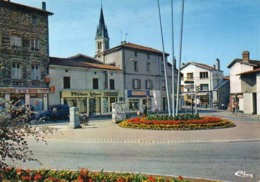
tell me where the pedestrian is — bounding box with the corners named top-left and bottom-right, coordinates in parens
top-left (232, 105), bottom-right (235, 114)
top-left (205, 103), bottom-right (208, 110)
top-left (52, 107), bottom-right (57, 122)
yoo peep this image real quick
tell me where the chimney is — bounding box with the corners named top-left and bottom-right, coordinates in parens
top-left (242, 51), bottom-right (250, 62)
top-left (213, 64), bottom-right (216, 69)
top-left (216, 58), bottom-right (220, 70)
top-left (42, 2), bottom-right (46, 10)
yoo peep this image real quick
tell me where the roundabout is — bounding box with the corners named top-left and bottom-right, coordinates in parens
top-left (118, 114), bottom-right (236, 130)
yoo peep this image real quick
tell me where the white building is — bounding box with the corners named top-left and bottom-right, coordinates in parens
top-left (228, 51), bottom-right (260, 114)
top-left (181, 60), bottom-right (223, 107)
top-left (48, 54), bottom-right (123, 116)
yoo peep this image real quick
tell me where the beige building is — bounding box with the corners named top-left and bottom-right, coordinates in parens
top-left (49, 54), bottom-right (123, 116)
top-left (0, 1), bottom-right (53, 110)
top-left (228, 51), bottom-right (260, 114)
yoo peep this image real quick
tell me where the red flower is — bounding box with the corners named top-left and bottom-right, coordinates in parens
top-left (178, 175), bottom-right (184, 181)
top-left (148, 175), bottom-right (156, 182)
top-left (34, 174), bottom-right (42, 180)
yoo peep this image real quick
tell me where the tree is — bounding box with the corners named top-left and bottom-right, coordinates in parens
top-left (0, 99), bottom-right (55, 168)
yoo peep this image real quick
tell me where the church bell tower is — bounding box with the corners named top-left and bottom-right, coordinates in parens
top-left (95, 6), bottom-right (109, 59)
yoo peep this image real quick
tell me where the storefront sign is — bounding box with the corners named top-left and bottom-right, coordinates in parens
top-left (104, 92), bottom-right (118, 97)
top-left (0, 88), bottom-right (49, 94)
top-left (127, 90), bottom-right (152, 97)
top-left (62, 91), bottom-right (118, 98)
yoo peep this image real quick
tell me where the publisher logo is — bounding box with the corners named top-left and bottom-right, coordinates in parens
top-left (235, 171), bottom-right (253, 178)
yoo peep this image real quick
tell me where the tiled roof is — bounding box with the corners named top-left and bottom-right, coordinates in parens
top-left (104, 42), bottom-right (169, 56)
top-left (181, 62), bottom-right (218, 71)
top-left (237, 68), bottom-right (260, 75)
top-left (49, 57), bottom-right (121, 71)
top-left (227, 59), bottom-right (260, 68)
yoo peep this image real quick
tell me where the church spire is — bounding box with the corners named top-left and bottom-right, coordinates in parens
top-left (95, 5), bottom-right (109, 58)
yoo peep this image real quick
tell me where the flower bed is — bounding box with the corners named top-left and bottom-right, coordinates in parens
top-left (0, 167), bottom-right (194, 182)
top-left (119, 116), bottom-right (235, 130)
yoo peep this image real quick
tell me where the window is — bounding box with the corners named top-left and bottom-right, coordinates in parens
top-left (63, 77), bottom-right (70, 89)
top-left (147, 54), bottom-right (150, 59)
top-left (146, 62), bottom-right (151, 72)
top-left (98, 42), bottom-right (102, 49)
top-left (200, 84), bottom-right (209, 91)
top-left (200, 72), bottom-right (208, 79)
top-left (133, 79), bottom-right (141, 89)
top-left (93, 78), bottom-right (99, 89)
top-left (187, 73), bottom-right (194, 80)
top-left (145, 80), bottom-right (153, 89)
top-left (134, 61), bottom-right (138, 72)
top-left (31, 38), bottom-right (39, 51)
top-left (11, 11), bottom-right (19, 21)
top-left (11, 63), bottom-right (22, 79)
top-left (31, 65), bottom-right (41, 80)
top-left (32, 15), bottom-right (37, 26)
top-left (161, 80), bottom-right (166, 89)
top-left (161, 64), bottom-right (164, 74)
top-left (110, 79), bottom-right (115, 90)
top-left (134, 51), bottom-right (137, 57)
top-left (11, 35), bottom-right (22, 48)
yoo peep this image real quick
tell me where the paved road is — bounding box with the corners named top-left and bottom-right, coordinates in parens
top-left (8, 109), bottom-right (260, 182)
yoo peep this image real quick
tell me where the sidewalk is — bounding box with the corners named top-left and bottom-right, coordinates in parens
top-left (38, 110), bottom-right (260, 144)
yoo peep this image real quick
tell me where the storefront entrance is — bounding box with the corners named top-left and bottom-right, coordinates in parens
top-left (89, 98), bottom-right (101, 116)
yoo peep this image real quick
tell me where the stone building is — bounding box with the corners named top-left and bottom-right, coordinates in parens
top-left (0, 0), bottom-right (53, 110)
top-left (49, 54), bottom-right (123, 116)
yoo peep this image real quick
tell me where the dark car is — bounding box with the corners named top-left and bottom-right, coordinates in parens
top-left (35, 105), bottom-right (69, 121)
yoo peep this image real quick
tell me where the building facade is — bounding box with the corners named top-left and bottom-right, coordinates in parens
top-left (181, 60), bottom-right (224, 108)
top-left (100, 42), bottom-right (174, 113)
top-left (228, 51), bottom-right (260, 114)
top-left (0, 0), bottom-right (52, 110)
top-left (49, 54), bottom-right (123, 116)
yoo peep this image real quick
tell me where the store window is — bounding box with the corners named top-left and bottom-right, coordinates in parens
top-left (103, 97), bottom-right (109, 113)
top-left (129, 99), bottom-right (139, 111)
top-left (63, 77), bottom-right (70, 89)
top-left (93, 78), bottom-right (99, 89)
top-left (89, 98), bottom-right (101, 115)
top-left (110, 79), bottom-right (115, 90)
top-left (31, 65), bottom-right (41, 80)
top-left (11, 63), bottom-right (22, 79)
top-left (30, 94), bottom-right (43, 111)
top-left (10, 93), bottom-right (25, 106)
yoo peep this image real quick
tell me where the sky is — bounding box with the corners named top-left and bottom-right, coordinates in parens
top-left (11, 0), bottom-right (260, 75)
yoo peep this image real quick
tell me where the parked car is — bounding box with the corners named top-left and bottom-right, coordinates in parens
top-left (35, 105), bottom-right (69, 121)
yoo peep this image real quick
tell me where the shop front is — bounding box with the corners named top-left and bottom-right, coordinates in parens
top-left (61, 90), bottom-right (119, 116)
top-left (0, 88), bottom-right (48, 110)
top-left (126, 90), bottom-right (153, 113)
